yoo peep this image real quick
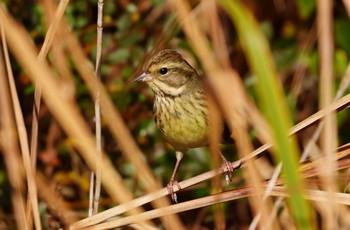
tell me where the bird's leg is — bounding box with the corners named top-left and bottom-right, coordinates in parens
top-left (167, 151), bottom-right (183, 203)
top-left (219, 151), bottom-right (241, 185)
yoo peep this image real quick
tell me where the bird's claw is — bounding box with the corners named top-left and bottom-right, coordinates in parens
top-left (167, 179), bottom-right (181, 203)
top-left (221, 160), bottom-right (242, 185)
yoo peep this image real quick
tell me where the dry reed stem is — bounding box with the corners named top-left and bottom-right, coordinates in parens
top-left (86, 182), bottom-right (350, 229)
top-left (91, 0), bottom-right (104, 216)
top-left (0, 27), bottom-right (27, 230)
top-left (0, 7), bottom-right (155, 229)
top-left (317, 0), bottom-right (339, 227)
top-left (205, 0), bottom-right (275, 227)
top-left (206, 73), bottom-right (225, 229)
top-left (86, 187), bottom-right (254, 229)
top-left (46, 0), bottom-right (75, 85)
top-left (71, 166), bottom-right (235, 229)
top-left (343, 0), bottom-right (350, 17)
top-left (258, 163), bottom-right (283, 229)
top-left (207, 81), bottom-right (225, 230)
top-left (28, 0), bottom-right (69, 227)
top-left (204, 1), bottom-right (231, 228)
top-left (30, 0), bottom-right (69, 169)
top-left (0, 19), bottom-right (42, 230)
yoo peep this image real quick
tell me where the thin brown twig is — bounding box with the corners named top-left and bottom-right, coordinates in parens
top-left (91, 0), bottom-right (104, 216)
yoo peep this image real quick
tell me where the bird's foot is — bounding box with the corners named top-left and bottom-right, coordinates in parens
top-left (167, 179), bottom-right (181, 203)
top-left (221, 159), bottom-right (242, 185)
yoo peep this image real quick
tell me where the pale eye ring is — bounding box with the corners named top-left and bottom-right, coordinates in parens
top-left (159, 67), bottom-right (168, 75)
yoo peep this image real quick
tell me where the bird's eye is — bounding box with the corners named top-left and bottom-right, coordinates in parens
top-left (159, 67), bottom-right (168, 75)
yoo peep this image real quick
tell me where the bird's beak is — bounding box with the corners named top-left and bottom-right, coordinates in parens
top-left (134, 72), bottom-right (153, 82)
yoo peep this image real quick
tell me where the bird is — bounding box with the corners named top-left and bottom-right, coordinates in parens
top-left (134, 49), bottom-right (237, 202)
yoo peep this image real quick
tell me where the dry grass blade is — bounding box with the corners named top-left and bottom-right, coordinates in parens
top-left (30, 0), bottom-right (69, 169)
top-left (0, 27), bottom-right (27, 230)
top-left (289, 93), bottom-right (350, 135)
top-left (1, 18), bottom-right (42, 230)
top-left (203, 1), bottom-right (276, 227)
top-left (343, 0), bottom-right (350, 17)
top-left (201, 1), bottom-right (266, 229)
top-left (91, 0), bottom-right (104, 216)
top-left (86, 182), bottom-right (350, 229)
top-left (270, 187), bottom-right (350, 205)
top-left (85, 187), bottom-right (254, 229)
top-left (317, 0), bottom-right (339, 227)
top-left (28, 0), bottom-right (69, 226)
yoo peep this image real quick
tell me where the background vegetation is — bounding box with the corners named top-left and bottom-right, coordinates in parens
top-left (1, 0), bottom-right (350, 229)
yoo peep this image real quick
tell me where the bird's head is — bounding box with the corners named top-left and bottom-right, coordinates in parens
top-left (134, 49), bottom-right (201, 96)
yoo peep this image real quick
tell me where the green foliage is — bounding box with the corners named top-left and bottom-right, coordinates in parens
top-left (335, 18), bottom-right (350, 56)
top-left (296, 0), bottom-right (316, 19)
top-left (107, 48), bottom-right (130, 63)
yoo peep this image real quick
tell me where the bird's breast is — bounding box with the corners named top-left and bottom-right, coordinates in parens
top-left (153, 93), bottom-right (209, 150)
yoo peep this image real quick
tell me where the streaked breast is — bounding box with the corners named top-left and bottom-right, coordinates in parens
top-left (153, 92), bottom-right (209, 150)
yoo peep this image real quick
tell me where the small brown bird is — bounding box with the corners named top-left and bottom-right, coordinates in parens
top-left (135, 49), bottom-right (235, 202)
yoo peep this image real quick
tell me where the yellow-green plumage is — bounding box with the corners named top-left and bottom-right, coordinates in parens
top-left (153, 91), bottom-right (209, 150)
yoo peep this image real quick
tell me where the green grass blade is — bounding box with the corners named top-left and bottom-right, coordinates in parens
top-left (218, 1), bottom-right (314, 229)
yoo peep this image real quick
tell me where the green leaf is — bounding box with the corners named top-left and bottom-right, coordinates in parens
top-left (108, 48), bottom-right (130, 63)
top-left (335, 19), bottom-right (350, 55)
top-left (334, 49), bottom-right (348, 76)
top-left (296, 0), bottom-right (316, 19)
top-left (119, 31), bottom-right (144, 46)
